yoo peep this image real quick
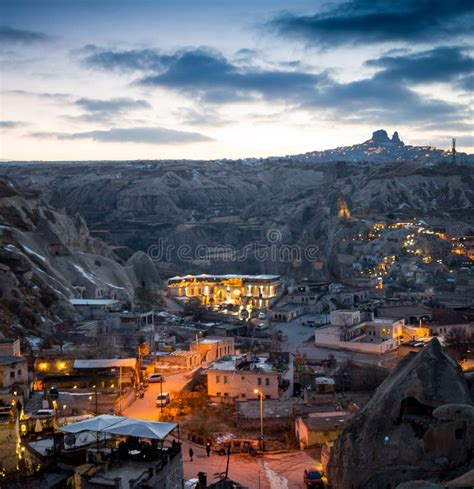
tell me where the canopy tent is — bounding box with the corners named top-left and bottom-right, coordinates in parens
top-left (103, 419), bottom-right (177, 441)
top-left (59, 414), bottom-right (127, 434)
top-left (58, 414), bottom-right (177, 441)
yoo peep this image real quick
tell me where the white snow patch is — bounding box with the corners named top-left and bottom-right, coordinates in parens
top-left (261, 461), bottom-right (288, 489)
top-left (4, 244), bottom-right (17, 251)
top-left (103, 280), bottom-right (125, 290)
top-left (23, 245), bottom-right (46, 262)
top-left (26, 336), bottom-right (42, 350)
top-left (72, 264), bottom-right (96, 284)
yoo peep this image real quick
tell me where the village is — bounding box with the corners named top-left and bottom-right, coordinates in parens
top-left (1, 206), bottom-right (473, 488)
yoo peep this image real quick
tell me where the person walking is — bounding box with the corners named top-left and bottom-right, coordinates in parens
top-left (189, 447), bottom-right (194, 462)
top-left (205, 441), bottom-right (211, 457)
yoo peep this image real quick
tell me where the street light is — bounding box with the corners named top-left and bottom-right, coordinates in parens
top-left (253, 389), bottom-right (264, 451)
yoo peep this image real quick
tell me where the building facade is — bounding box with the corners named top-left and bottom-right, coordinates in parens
top-left (167, 274), bottom-right (281, 311)
top-left (207, 354), bottom-right (290, 401)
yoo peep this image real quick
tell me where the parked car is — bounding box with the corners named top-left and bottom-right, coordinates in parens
top-left (304, 469), bottom-right (325, 488)
top-left (147, 373), bottom-right (165, 383)
top-left (156, 392), bottom-right (170, 407)
top-left (33, 409), bottom-right (56, 418)
top-left (216, 438), bottom-right (259, 456)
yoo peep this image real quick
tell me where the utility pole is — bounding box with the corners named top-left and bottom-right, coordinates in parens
top-left (94, 376), bottom-right (98, 415)
top-left (452, 138), bottom-right (456, 165)
top-left (119, 366), bottom-right (123, 415)
top-left (254, 389), bottom-right (264, 451)
top-left (224, 443), bottom-right (231, 480)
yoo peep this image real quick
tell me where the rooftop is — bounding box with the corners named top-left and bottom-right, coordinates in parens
top-left (208, 355), bottom-right (276, 373)
top-left (273, 302), bottom-right (304, 312)
top-left (73, 358), bottom-right (137, 369)
top-left (168, 273), bottom-right (280, 281)
top-left (70, 299), bottom-right (119, 306)
top-left (301, 411), bottom-right (352, 431)
top-left (169, 350), bottom-right (199, 358)
top-left (0, 355), bottom-right (26, 366)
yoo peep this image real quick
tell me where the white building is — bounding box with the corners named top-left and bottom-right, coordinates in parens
top-left (315, 310), bottom-right (404, 354)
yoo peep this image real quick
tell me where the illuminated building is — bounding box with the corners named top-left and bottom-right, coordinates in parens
top-left (337, 194), bottom-right (351, 221)
top-left (167, 274), bottom-right (281, 310)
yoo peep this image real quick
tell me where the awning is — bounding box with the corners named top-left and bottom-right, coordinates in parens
top-left (59, 414), bottom-right (127, 434)
top-left (73, 358), bottom-right (137, 369)
top-left (103, 418), bottom-right (177, 440)
top-left (58, 414), bottom-right (177, 441)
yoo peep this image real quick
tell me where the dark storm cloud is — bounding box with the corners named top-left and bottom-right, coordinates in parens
top-left (30, 126), bottom-right (213, 144)
top-left (366, 46), bottom-right (474, 85)
top-left (81, 45), bottom-right (469, 126)
top-left (0, 25), bottom-right (51, 44)
top-left (267, 0), bottom-right (474, 47)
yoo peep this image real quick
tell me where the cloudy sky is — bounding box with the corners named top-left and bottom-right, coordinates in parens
top-left (0, 0), bottom-right (472, 160)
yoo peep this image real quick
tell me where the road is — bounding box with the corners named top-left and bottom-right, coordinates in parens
top-left (124, 370), bottom-right (322, 488)
top-left (124, 371), bottom-right (190, 420)
top-left (182, 441), bottom-right (321, 488)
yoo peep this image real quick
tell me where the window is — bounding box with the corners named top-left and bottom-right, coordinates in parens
top-left (224, 393), bottom-right (228, 397)
top-left (216, 392), bottom-right (221, 396)
top-left (10, 371), bottom-right (14, 378)
top-left (265, 395), bottom-right (271, 400)
top-left (258, 377), bottom-right (262, 386)
top-left (17, 369), bottom-right (22, 376)
top-left (216, 375), bottom-right (220, 384)
top-left (241, 393), bottom-right (246, 398)
top-left (265, 378), bottom-right (270, 386)
top-left (224, 376), bottom-right (228, 384)
top-left (455, 428), bottom-right (464, 440)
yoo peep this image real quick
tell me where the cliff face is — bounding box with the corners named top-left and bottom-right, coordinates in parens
top-left (327, 339), bottom-right (473, 488)
top-left (0, 179), bottom-right (161, 338)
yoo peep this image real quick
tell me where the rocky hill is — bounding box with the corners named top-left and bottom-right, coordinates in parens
top-left (0, 178), bottom-right (161, 339)
top-left (284, 129), bottom-right (473, 164)
top-left (328, 339), bottom-right (474, 488)
top-left (1, 132), bottom-right (472, 279)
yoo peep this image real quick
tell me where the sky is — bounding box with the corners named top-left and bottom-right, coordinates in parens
top-left (0, 0), bottom-right (472, 161)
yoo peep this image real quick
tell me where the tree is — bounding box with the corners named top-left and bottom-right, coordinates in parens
top-left (444, 327), bottom-right (474, 361)
top-left (137, 336), bottom-right (149, 357)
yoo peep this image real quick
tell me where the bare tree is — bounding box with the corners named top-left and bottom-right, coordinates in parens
top-left (444, 327), bottom-right (473, 360)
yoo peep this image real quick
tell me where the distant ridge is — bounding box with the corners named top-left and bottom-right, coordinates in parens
top-left (277, 129), bottom-right (472, 165)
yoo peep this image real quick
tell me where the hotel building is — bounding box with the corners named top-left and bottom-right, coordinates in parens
top-left (167, 274), bottom-right (281, 311)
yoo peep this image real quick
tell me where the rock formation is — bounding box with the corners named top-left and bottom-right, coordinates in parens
top-left (0, 178), bottom-right (161, 338)
top-left (371, 129), bottom-right (391, 144)
top-left (1, 143), bottom-right (473, 279)
top-left (327, 338), bottom-right (474, 488)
